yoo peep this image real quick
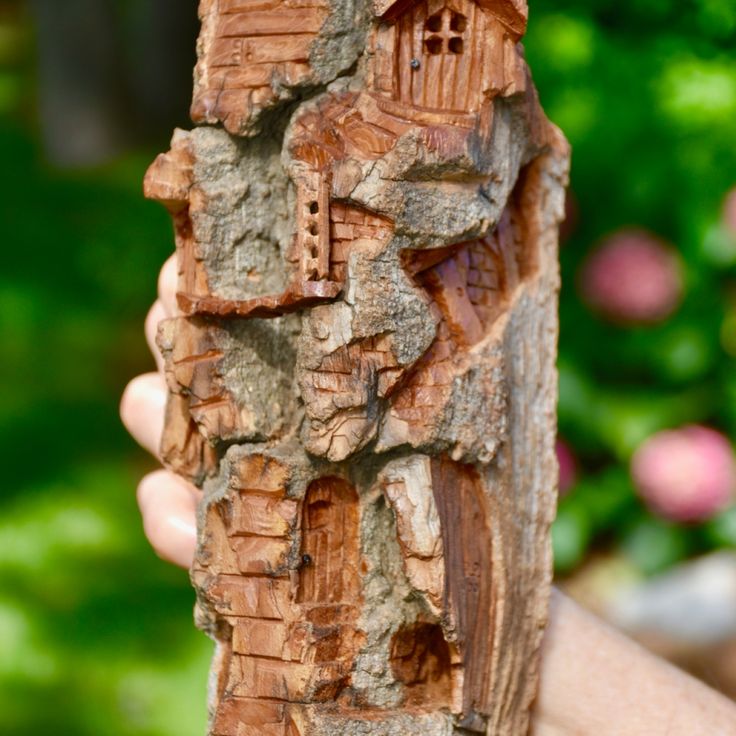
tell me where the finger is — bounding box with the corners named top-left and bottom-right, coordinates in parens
top-left (158, 253), bottom-right (179, 317)
top-left (120, 373), bottom-right (166, 458)
top-left (137, 469), bottom-right (201, 568)
top-left (145, 300), bottom-right (167, 372)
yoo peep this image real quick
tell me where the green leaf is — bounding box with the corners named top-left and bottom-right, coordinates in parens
top-left (552, 505), bottom-right (592, 574)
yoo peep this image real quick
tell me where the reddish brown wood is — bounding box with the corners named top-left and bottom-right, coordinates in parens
top-left (390, 622), bottom-right (455, 707)
top-left (146, 0), bottom-right (569, 733)
top-left (430, 457), bottom-right (494, 721)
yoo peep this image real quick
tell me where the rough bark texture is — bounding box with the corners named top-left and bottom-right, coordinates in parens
top-left (145, 0), bottom-right (569, 733)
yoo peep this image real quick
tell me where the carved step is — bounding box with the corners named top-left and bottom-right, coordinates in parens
top-left (205, 575), bottom-right (294, 620)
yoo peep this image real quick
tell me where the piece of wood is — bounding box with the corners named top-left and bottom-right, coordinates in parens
top-left (146, 0), bottom-right (569, 733)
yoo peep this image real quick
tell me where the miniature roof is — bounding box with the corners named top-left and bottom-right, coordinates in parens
top-left (372, 0), bottom-right (528, 36)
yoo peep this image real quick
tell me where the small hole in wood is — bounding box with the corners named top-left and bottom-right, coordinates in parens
top-left (425, 13), bottom-right (442, 32)
top-left (425, 36), bottom-right (443, 55)
top-left (390, 622), bottom-right (453, 707)
top-left (448, 37), bottom-right (464, 54)
top-left (308, 223), bottom-right (319, 236)
top-left (309, 201), bottom-right (319, 214)
top-left (450, 13), bottom-right (466, 32)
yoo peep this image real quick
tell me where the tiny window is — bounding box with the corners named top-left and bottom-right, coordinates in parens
top-left (448, 37), bottom-right (464, 54)
top-left (450, 13), bottom-right (466, 32)
top-left (425, 36), bottom-right (443, 55)
top-left (309, 201), bottom-right (319, 215)
top-left (425, 13), bottom-right (442, 32)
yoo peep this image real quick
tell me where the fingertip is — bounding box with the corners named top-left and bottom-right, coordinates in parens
top-left (137, 470), bottom-right (199, 569)
top-left (120, 373), bottom-right (167, 457)
top-left (145, 300), bottom-right (168, 372)
top-left (158, 254), bottom-right (179, 317)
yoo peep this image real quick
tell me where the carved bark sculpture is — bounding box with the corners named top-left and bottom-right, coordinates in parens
top-left (144, 0), bottom-right (569, 733)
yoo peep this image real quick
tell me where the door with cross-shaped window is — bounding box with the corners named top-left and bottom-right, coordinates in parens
top-left (393, 0), bottom-right (484, 113)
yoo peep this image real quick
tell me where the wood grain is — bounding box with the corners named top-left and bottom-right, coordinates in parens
top-left (146, 0), bottom-right (569, 733)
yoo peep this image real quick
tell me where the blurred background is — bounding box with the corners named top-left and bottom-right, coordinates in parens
top-left (0, 0), bottom-right (735, 733)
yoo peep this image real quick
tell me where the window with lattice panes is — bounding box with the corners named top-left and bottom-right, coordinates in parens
top-left (423, 7), bottom-right (467, 56)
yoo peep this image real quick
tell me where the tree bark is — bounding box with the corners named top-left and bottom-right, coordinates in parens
top-left (144, 0), bottom-right (569, 733)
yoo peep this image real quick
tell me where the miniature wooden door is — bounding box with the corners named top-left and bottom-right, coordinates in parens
top-left (298, 478), bottom-right (360, 606)
top-left (395, 0), bottom-right (483, 112)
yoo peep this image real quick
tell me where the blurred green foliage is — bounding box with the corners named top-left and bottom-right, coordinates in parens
top-left (0, 0), bottom-right (735, 732)
top-left (0, 122), bottom-right (211, 734)
top-left (525, 0), bottom-right (736, 573)
top-left (0, 5), bottom-right (209, 733)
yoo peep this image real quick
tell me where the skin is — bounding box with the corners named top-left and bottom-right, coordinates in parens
top-left (121, 256), bottom-right (736, 734)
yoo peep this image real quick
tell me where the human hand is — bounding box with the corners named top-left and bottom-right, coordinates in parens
top-left (120, 255), bottom-right (199, 568)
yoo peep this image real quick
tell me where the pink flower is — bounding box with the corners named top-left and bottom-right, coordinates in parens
top-left (723, 188), bottom-right (736, 237)
top-left (556, 438), bottom-right (577, 496)
top-left (580, 229), bottom-right (683, 325)
top-left (631, 425), bottom-right (736, 523)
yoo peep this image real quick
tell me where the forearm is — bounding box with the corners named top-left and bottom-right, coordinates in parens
top-left (532, 588), bottom-right (736, 735)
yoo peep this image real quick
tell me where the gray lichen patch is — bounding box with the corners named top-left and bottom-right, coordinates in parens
top-left (345, 241), bottom-right (437, 366)
top-left (218, 315), bottom-right (303, 442)
top-left (159, 313), bottom-right (303, 448)
top-left (188, 126), bottom-right (293, 301)
top-left (309, 0), bottom-right (372, 84)
top-left (351, 483), bottom-right (428, 708)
